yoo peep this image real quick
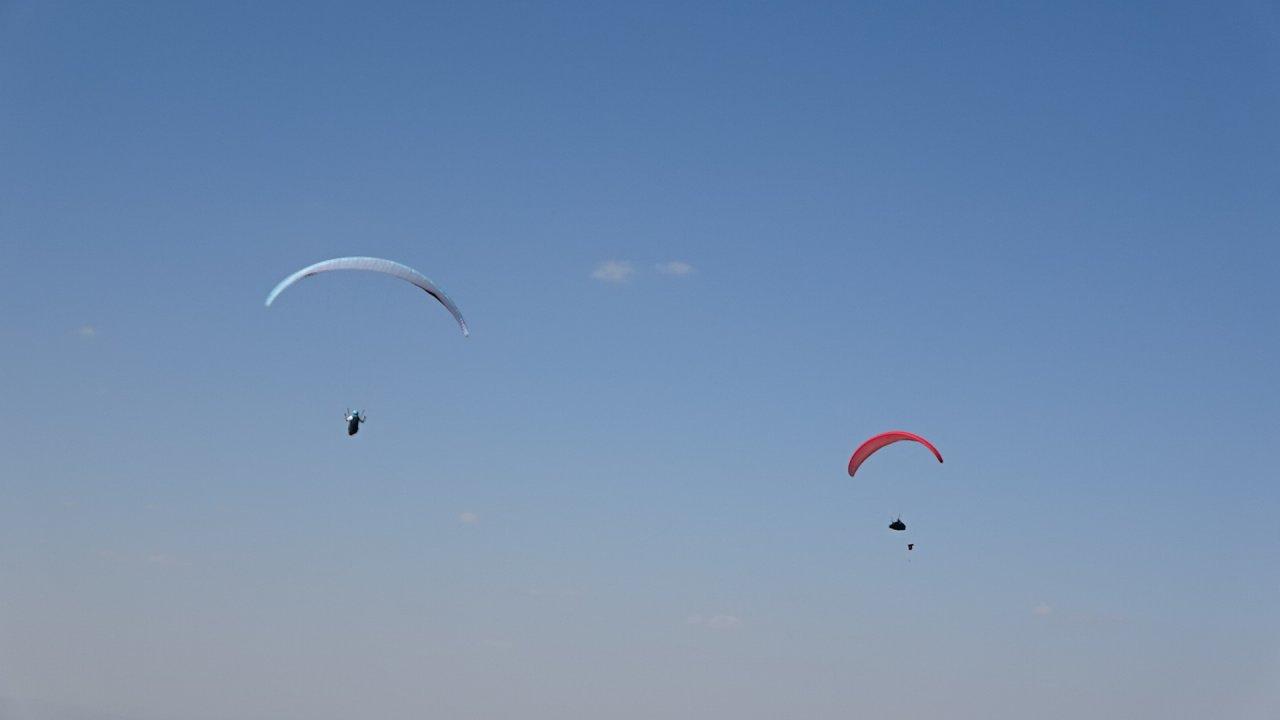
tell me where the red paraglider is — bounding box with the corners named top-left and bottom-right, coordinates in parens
top-left (847, 430), bottom-right (943, 478)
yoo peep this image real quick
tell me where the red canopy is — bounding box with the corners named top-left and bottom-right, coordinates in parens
top-left (848, 430), bottom-right (943, 478)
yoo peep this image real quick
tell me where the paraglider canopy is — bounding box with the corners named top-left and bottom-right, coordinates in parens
top-left (265, 256), bottom-right (469, 337)
top-left (847, 430), bottom-right (943, 478)
top-left (889, 518), bottom-right (906, 531)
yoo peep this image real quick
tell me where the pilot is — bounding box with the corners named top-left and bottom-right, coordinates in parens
top-left (345, 410), bottom-right (366, 436)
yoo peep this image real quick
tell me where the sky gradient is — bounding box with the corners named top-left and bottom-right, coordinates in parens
top-left (1, 2), bottom-right (1278, 718)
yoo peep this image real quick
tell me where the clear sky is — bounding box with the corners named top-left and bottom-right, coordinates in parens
top-left (1, 1), bottom-right (1278, 719)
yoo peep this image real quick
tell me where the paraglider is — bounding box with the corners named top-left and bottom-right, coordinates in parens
top-left (849, 431), bottom-right (943, 542)
top-left (907, 543), bottom-right (914, 551)
top-left (345, 409), bottom-right (365, 436)
top-left (265, 257), bottom-right (468, 437)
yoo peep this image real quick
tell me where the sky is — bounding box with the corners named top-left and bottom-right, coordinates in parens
top-left (1, 1), bottom-right (1278, 718)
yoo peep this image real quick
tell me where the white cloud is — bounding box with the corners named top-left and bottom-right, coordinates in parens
top-left (591, 260), bottom-right (634, 283)
top-left (94, 549), bottom-right (189, 567)
top-left (707, 614), bottom-right (742, 630)
top-left (76, 325), bottom-right (97, 338)
top-left (655, 260), bottom-right (695, 276)
top-left (459, 511), bottom-right (479, 525)
top-left (146, 553), bottom-right (190, 568)
top-left (1033, 602), bottom-right (1053, 617)
top-left (525, 585), bottom-right (581, 598)
top-left (688, 613), bottom-right (741, 630)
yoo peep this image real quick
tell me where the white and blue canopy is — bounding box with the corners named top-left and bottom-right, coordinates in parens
top-left (265, 256), bottom-right (469, 337)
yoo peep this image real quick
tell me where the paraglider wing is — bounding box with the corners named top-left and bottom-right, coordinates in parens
top-left (847, 430), bottom-right (943, 478)
top-left (264, 256), bottom-right (469, 336)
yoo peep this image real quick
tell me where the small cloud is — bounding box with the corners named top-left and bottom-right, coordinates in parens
top-left (688, 613), bottom-right (741, 630)
top-left (591, 260), bottom-right (634, 283)
top-left (1033, 602), bottom-right (1053, 617)
top-left (76, 325), bottom-right (98, 338)
top-left (655, 260), bottom-right (695, 276)
top-left (459, 512), bottom-right (479, 525)
top-left (707, 614), bottom-right (742, 630)
top-left (93, 549), bottom-right (188, 567)
top-left (524, 585), bottom-right (581, 599)
top-left (146, 553), bottom-right (190, 568)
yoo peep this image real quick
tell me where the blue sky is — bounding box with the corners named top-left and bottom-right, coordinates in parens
top-left (1, 1), bottom-right (1277, 718)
